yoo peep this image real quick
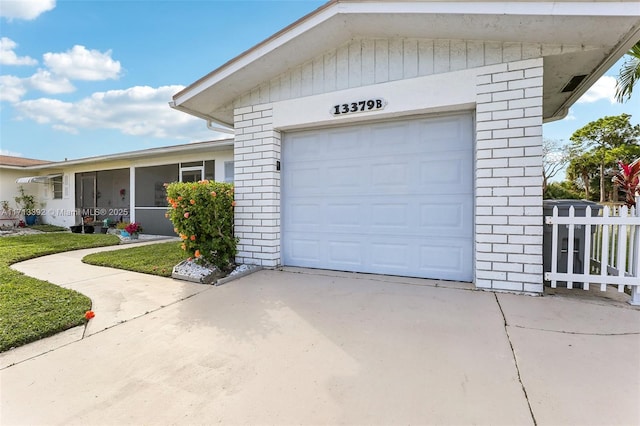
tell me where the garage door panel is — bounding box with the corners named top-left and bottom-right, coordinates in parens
top-left (327, 129), bottom-right (362, 155)
top-left (418, 155), bottom-right (472, 189)
top-left (417, 117), bottom-right (472, 151)
top-left (369, 123), bottom-right (409, 152)
top-left (328, 241), bottom-right (363, 266)
top-left (326, 203), bottom-right (362, 227)
top-left (283, 113), bottom-right (473, 281)
top-left (326, 165), bottom-right (363, 189)
top-left (288, 167), bottom-right (322, 190)
top-left (371, 203), bottom-right (408, 228)
top-left (419, 242), bottom-right (470, 280)
top-left (419, 197), bottom-right (473, 237)
top-left (288, 238), bottom-right (321, 263)
top-left (288, 134), bottom-right (323, 159)
top-left (289, 203), bottom-right (322, 226)
top-left (371, 242), bottom-right (411, 269)
top-left (372, 161), bottom-right (410, 190)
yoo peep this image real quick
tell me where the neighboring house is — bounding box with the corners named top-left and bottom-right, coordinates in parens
top-left (2, 140), bottom-right (233, 235)
top-left (0, 155), bottom-right (51, 208)
top-left (1, 156), bottom-right (51, 226)
top-left (171, 0), bottom-right (640, 293)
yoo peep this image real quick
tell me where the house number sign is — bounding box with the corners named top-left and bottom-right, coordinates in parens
top-left (332, 98), bottom-right (386, 116)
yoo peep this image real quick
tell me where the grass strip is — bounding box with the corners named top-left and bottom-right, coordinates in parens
top-left (83, 241), bottom-right (185, 278)
top-left (0, 234), bottom-right (119, 352)
top-left (28, 224), bottom-right (68, 232)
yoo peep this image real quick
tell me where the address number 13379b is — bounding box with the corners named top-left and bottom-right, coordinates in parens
top-left (332, 99), bottom-right (386, 116)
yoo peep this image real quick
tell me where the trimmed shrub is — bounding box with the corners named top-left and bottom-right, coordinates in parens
top-left (166, 180), bottom-right (236, 271)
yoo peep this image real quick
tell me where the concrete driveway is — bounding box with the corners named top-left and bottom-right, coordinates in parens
top-left (1, 264), bottom-right (639, 425)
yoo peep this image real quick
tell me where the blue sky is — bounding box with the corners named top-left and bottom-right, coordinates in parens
top-left (1, 0), bottom-right (638, 164)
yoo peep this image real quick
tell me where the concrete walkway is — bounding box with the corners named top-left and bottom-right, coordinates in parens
top-left (1, 241), bottom-right (209, 367)
top-left (1, 247), bottom-right (639, 425)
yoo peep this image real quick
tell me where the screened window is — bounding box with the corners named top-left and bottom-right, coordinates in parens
top-left (52, 175), bottom-right (63, 199)
top-left (224, 161), bottom-right (234, 183)
top-left (136, 164), bottom-right (179, 207)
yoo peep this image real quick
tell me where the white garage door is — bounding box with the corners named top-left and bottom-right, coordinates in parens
top-left (282, 114), bottom-right (474, 281)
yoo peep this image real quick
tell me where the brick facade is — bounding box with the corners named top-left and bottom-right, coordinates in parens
top-left (233, 104), bottom-right (281, 267)
top-left (475, 58), bottom-right (544, 293)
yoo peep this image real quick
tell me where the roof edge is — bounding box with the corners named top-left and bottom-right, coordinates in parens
top-left (172, 0), bottom-right (640, 111)
top-left (172, 0), bottom-right (338, 104)
top-left (5, 139), bottom-right (235, 171)
top-left (550, 22), bottom-right (640, 120)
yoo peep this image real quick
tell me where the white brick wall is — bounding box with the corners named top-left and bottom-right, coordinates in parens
top-left (233, 104), bottom-right (281, 267)
top-left (475, 58), bottom-right (544, 293)
top-left (232, 57), bottom-right (545, 294)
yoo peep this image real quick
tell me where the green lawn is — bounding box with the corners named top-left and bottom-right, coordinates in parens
top-left (29, 224), bottom-right (68, 232)
top-left (0, 234), bottom-right (120, 352)
top-left (82, 241), bottom-right (186, 277)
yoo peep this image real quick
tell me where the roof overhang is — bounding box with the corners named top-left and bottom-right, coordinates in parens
top-left (7, 138), bottom-right (234, 171)
top-left (171, 0), bottom-right (640, 125)
top-left (16, 174), bottom-right (62, 184)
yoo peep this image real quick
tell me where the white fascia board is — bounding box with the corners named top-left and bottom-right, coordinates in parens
top-left (172, 5), bottom-right (341, 107)
top-left (173, 1), bottom-right (640, 109)
top-left (343, 2), bottom-right (640, 17)
top-left (17, 140), bottom-right (234, 170)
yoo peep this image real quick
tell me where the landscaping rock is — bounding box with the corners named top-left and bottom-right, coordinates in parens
top-left (171, 259), bottom-right (223, 284)
top-left (171, 260), bottom-right (261, 285)
top-left (217, 264), bottom-right (262, 286)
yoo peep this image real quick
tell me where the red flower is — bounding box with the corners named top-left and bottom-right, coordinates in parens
top-left (184, 212), bottom-right (190, 218)
top-left (84, 311), bottom-right (95, 320)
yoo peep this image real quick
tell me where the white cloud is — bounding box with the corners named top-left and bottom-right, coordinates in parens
top-left (43, 45), bottom-right (121, 81)
top-left (577, 75), bottom-right (616, 104)
top-left (0, 148), bottom-right (23, 156)
top-left (0, 75), bottom-right (26, 102)
top-left (0, 37), bottom-right (37, 65)
top-left (52, 124), bottom-right (78, 134)
top-left (0, 0), bottom-right (55, 21)
top-left (14, 85), bottom-right (215, 140)
top-left (28, 69), bottom-right (74, 94)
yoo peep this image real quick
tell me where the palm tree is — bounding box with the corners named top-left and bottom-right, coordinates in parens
top-left (615, 41), bottom-right (640, 103)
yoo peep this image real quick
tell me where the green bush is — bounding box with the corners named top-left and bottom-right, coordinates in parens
top-left (166, 180), bottom-right (236, 271)
top-left (544, 181), bottom-right (584, 200)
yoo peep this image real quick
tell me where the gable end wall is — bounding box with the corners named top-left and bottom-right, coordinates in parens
top-left (234, 38), bottom-right (584, 109)
top-left (233, 57), bottom-right (544, 293)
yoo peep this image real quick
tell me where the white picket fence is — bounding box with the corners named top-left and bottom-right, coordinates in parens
top-left (545, 199), bottom-right (640, 305)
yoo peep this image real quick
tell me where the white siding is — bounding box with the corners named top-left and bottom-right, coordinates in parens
top-left (235, 38), bottom-right (587, 108)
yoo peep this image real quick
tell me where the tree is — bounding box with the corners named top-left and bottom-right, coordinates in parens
top-left (570, 114), bottom-right (640, 202)
top-left (542, 138), bottom-right (570, 194)
top-left (544, 181), bottom-right (583, 200)
top-left (566, 150), bottom-right (599, 200)
top-left (615, 41), bottom-right (640, 103)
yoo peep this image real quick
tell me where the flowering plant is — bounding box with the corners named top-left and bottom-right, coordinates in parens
top-left (612, 158), bottom-right (640, 208)
top-left (166, 180), bottom-right (236, 271)
top-left (124, 222), bottom-right (143, 234)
